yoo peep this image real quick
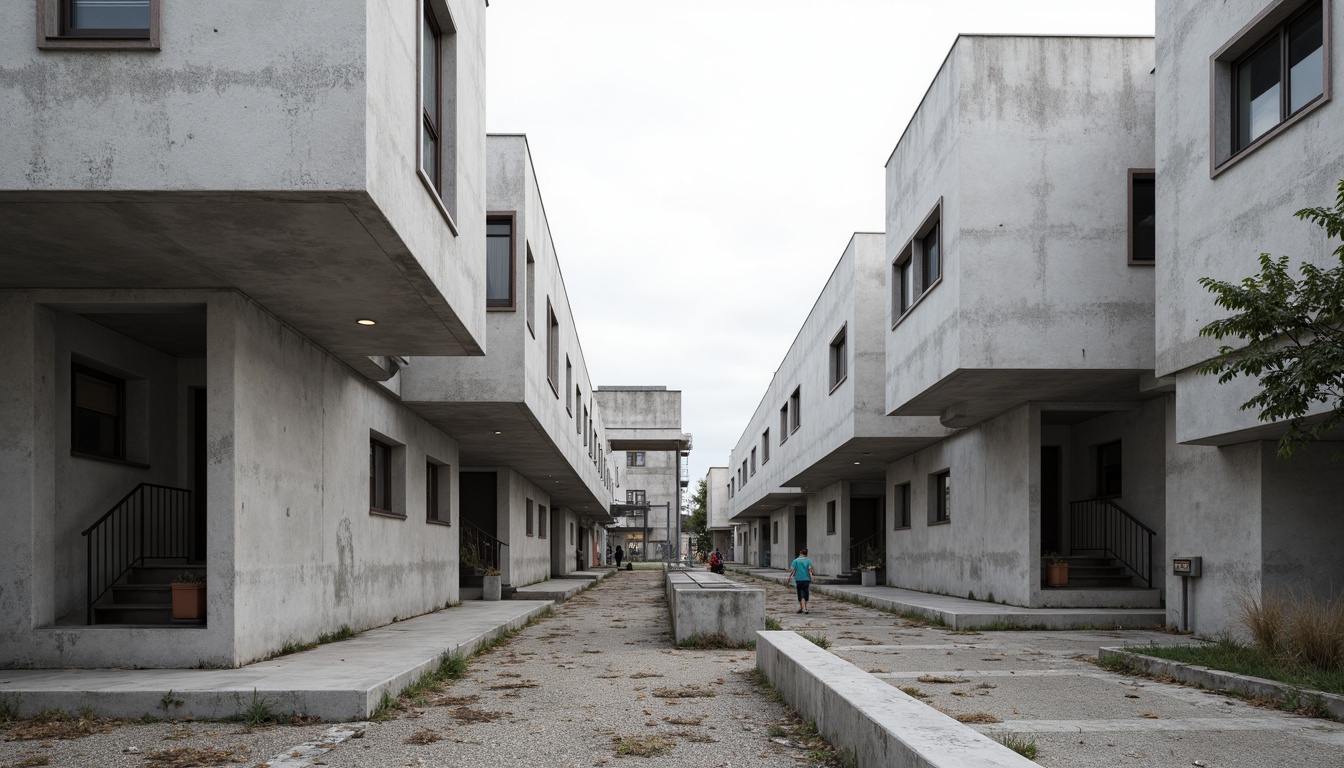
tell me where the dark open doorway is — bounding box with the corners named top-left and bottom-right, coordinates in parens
top-left (1041, 446), bottom-right (1062, 554)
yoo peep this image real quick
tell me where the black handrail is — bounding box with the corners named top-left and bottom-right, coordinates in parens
top-left (460, 519), bottom-right (508, 574)
top-left (82, 483), bottom-right (193, 624)
top-left (1069, 498), bottom-right (1154, 588)
top-left (849, 531), bottom-right (883, 571)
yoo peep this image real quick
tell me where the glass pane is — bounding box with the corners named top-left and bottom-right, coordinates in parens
top-left (923, 223), bottom-right (940, 288)
top-left (74, 372), bottom-right (119, 415)
top-left (1132, 178), bottom-right (1155, 262)
top-left (421, 126), bottom-right (438, 186)
top-left (1288, 9), bottom-right (1324, 114)
top-left (1237, 38), bottom-right (1282, 149)
top-left (74, 409), bottom-right (118, 456)
top-left (487, 230), bottom-right (511, 302)
top-left (70, 0), bottom-right (149, 30)
top-left (422, 16), bottom-right (438, 118)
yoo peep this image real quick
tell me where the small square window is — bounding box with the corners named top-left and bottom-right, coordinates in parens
top-left (38, 0), bottom-right (161, 50)
top-left (826, 501), bottom-right (837, 535)
top-left (627, 451), bottom-right (646, 467)
top-left (627, 490), bottom-right (646, 505)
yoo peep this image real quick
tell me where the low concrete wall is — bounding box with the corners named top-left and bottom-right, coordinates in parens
top-left (665, 569), bottom-right (764, 645)
top-left (756, 631), bottom-right (1038, 768)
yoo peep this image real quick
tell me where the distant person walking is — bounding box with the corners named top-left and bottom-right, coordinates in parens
top-left (614, 545), bottom-right (624, 568)
top-left (786, 547), bottom-right (813, 614)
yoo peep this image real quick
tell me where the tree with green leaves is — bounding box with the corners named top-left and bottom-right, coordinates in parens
top-left (684, 478), bottom-right (712, 553)
top-left (1198, 179), bottom-right (1344, 458)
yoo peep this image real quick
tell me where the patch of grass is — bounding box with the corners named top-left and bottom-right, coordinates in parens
top-left (799, 632), bottom-right (831, 649)
top-left (613, 734), bottom-right (674, 757)
top-left (276, 639), bottom-right (318, 657)
top-left (992, 732), bottom-right (1038, 759)
top-left (317, 624), bottom-right (357, 645)
top-left (764, 617), bottom-right (783, 631)
top-left (898, 686), bottom-right (929, 699)
top-left (674, 633), bottom-right (754, 650)
top-left (0, 698), bottom-right (17, 723)
top-left (404, 727), bottom-right (441, 745)
top-left (1132, 643), bottom-right (1344, 696)
top-left (954, 712), bottom-right (1002, 724)
top-left (651, 685), bottom-right (716, 698)
top-left (224, 690), bottom-right (280, 728)
top-left (370, 691), bottom-right (397, 722)
top-left (141, 746), bottom-right (241, 768)
top-left (917, 674), bottom-right (969, 684)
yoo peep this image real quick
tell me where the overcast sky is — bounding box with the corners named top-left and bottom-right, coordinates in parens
top-left (486, 0), bottom-right (1156, 495)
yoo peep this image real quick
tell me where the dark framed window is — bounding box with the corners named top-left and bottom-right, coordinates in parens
top-left (1233, 2), bottom-right (1325, 152)
top-left (627, 452), bottom-right (646, 467)
top-left (921, 221), bottom-right (941, 291)
top-left (894, 256), bottom-right (915, 317)
top-left (894, 483), bottom-right (911, 529)
top-left (750, 448), bottom-right (757, 476)
top-left (421, 8), bottom-right (443, 192)
top-left (583, 407), bottom-right (588, 444)
top-left (779, 404), bottom-right (789, 443)
top-left (569, 521), bottom-right (574, 545)
top-left (576, 389), bottom-right (583, 433)
top-left (566, 360), bottom-right (574, 415)
top-left (772, 520), bottom-right (779, 544)
top-left (762, 430), bottom-right (771, 463)
top-left (39, 0), bottom-right (160, 49)
top-left (370, 439), bottom-right (394, 514)
top-left (829, 325), bottom-right (848, 390)
top-left (930, 470), bottom-right (951, 524)
top-left (789, 387), bottom-right (801, 432)
top-left (526, 249), bottom-right (536, 334)
top-left (1097, 441), bottom-right (1123, 498)
top-left (1128, 170), bottom-right (1156, 264)
top-left (741, 459), bottom-right (748, 485)
top-left (72, 364), bottom-right (125, 460)
top-left (539, 505), bottom-right (548, 539)
top-left (426, 461), bottom-right (450, 524)
top-left (487, 216), bottom-right (515, 309)
top-left (826, 501), bottom-right (837, 535)
top-left (546, 301), bottom-right (560, 394)
top-left (627, 490), bottom-right (646, 505)
top-left (526, 498), bottom-right (535, 536)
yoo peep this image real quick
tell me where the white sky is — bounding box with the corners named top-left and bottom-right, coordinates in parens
top-left (485, 0), bottom-right (1156, 495)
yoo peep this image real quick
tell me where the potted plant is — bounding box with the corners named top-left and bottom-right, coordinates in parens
top-left (1045, 552), bottom-right (1069, 588)
top-left (858, 545), bottom-right (884, 587)
top-left (482, 566), bottom-right (502, 601)
top-left (171, 572), bottom-right (206, 620)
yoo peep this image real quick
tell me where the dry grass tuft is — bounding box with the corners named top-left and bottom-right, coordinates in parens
top-left (3, 710), bottom-right (118, 742)
top-left (651, 685), bottom-right (716, 698)
top-left (141, 746), bottom-right (241, 768)
top-left (1236, 587), bottom-right (1344, 671)
top-left (428, 693), bottom-right (480, 707)
top-left (488, 681), bottom-right (539, 690)
top-left (612, 734), bottom-right (674, 757)
top-left (3, 757), bottom-right (54, 768)
top-left (663, 715), bottom-right (704, 725)
top-left (917, 674), bottom-right (969, 684)
top-left (451, 706), bottom-right (506, 724)
top-left (404, 728), bottom-right (442, 745)
top-left (629, 672), bottom-right (663, 679)
top-left (954, 712), bottom-right (1002, 724)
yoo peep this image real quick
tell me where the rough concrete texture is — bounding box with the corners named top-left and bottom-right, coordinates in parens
top-left (740, 570), bottom-right (1344, 767)
top-left (0, 569), bottom-right (848, 768)
top-left (665, 569), bottom-right (765, 645)
top-left (0, 600), bottom-right (550, 721)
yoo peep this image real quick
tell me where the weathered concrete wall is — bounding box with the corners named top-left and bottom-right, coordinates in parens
top-left (226, 293), bottom-right (461, 665)
top-left (495, 468), bottom-right (551, 587)
top-left (803, 482), bottom-right (848, 578)
top-left (665, 570), bottom-right (764, 645)
top-left (886, 36), bottom-right (1156, 414)
top-left (885, 406), bottom-right (1033, 606)
top-left (705, 467), bottom-right (731, 530)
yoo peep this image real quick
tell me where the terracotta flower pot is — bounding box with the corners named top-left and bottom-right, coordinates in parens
top-left (1046, 563), bottom-right (1069, 588)
top-left (171, 583), bottom-right (206, 620)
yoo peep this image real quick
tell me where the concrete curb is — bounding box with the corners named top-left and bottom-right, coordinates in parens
top-left (1098, 646), bottom-right (1344, 721)
top-left (756, 631), bottom-right (1037, 767)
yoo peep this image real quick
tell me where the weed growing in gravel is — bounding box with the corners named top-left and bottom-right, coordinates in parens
top-left (954, 712), bottom-right (1002, 724)
top-left (917, 674), bottom-right (968, 684)
top-left (370, 691), bottom-right (397, 722)
top-left (898, 686), bottom-right (929, 699)
top-left (764, 617), bottom-right (783, 631)
top-left (674, 633), bottom-right (754, 650)
top-left (0, 697), bottom-right (17, 723)
top-left (224, 690), bottom-right (280, 728)
top-left (613, 734), bottom-right (674, 757)
top-left (992, 732), bottom-right (1038, 759)
top-left (799, 632), bottom-right (831, 649)
top-left (141, 746), bottom-right (241, 768)
top-left (404, 727), bottom-right (442, 745)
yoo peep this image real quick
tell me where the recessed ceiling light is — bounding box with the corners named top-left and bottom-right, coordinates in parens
top-left (493, 431), bottom-right (502, 435)
top-left (356, 318), bottom-right (376, 326)
top-left (854, 461), bottom-right (862, 465)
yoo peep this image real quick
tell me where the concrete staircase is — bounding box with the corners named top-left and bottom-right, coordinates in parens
top-left (92, 558), bottom-right (204, 626)
top-left (1046, 554), bottom-right (1140, 589)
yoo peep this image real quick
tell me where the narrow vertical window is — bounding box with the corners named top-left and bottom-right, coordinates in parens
top-left (1097, 441), bottom-right (1122, 497)
top-left (426, 463), bottom-right (438, 521)
top-left (789, 387), bottom-right (801, 432)
top-left (931, 470), bottom-right (951, 524)
top-left (487, 218), bottom-right (514, 309)
top-left (894, 483), bottom-right (911, 529)
top-left (539, 505), bottom-right (548, 538)
top-left (526, 498), bottom-right (535, 536)
top-left (779, 404), bottom-right (789, 443)
top-left (750, 448), bottom-right (757, 476)
top-left (421, 9), bottom-right (442, 190)
top-left (370, 439), bottom-right (393, 513)
top-left (565, 359), bottom-right (574, 415)
top-left (921, 221), bottom-right (940, 290)
top-left (826, 501), bottom-right (836, 534)
top-left (1129, 170), bottom-right (1156, 264)
top-left (772, 520), bottom-right (779, 544)
top-left (525, 249), bottom-right (536, 333)
top-left (546, 301), bottom-right (560, 393)
top-left (762, 430), bottom-right (770, 463)
top-left (829, 326), bottom-right (847, 390)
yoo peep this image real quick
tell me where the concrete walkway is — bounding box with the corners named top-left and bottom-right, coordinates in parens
top-left (0, 600), bottom-right (551, 721)
top-left (735, 566), bottom-right (1165, 629)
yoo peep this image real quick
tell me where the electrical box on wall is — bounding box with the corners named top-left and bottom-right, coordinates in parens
top-left (1172, 557), bottom-right (1202, 578)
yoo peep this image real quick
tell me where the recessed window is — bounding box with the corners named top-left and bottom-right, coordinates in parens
top-left (546, 301), bottom-right (560, 395)
top-left (894, 483), bottom-right (911, 529)
top-left (72, 364), bottom-right (125, 460)
top-left (38, 0), bottom-right (160, 49)
top-left (539, 505), bottom-right (548, 539)
top-left (566, 359), bottom-right (574, 415)
top-left (826, 501), bottom-right (837, 535)
top-left (1097, 441), bottom-right (1122, 498)
top-left (929, 470), bottom-right (951, 524)
top-left (526, 498), bottom-right (535, 536)
top-left (487, 217), bottom-right (515, 309)
top-left (772, 520), bottom-right (779, 544)
top-left (750, 448), bottom-right (757, 476)
top-left (779, 404), bottom-right (789, 444)
top-left (1128, 170), bottom-right (1156, 264)
top-left (741, 459), bottom-right (748, 486)
top-left (789, 387), bottom-right (801, 433)
top-left (762, 430), bottom-right (771, 464)
top-left (893, 255), bottom-right (915, 318)
top-left (893, 199), bottom-right (944, 324)
top-left (627, 451), bottom-right (646, 467)
top-left (421, 9), bottom-right (443, 191)
top-left (426, 460), bottom-right (450, 524)
top-left (627, 490), bottom-right (646, 505)
top-left (829, 325), bottom-right (848, 391)
top-left (370, 439), bottom-right (394, 514)
top-left (921, 221), bottom-right (941, 291)
top-left (525, 249), bottom-right (536, 333)
top-left (576, 389), bottom-right (583, 433)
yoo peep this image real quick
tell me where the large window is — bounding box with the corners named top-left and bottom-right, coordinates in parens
top-left (487, 217), bottom-right (515, 309)
top-left (893, 200), bottom-right (944, 324)
top-left (829, 325), bottom-right (848, 390)
top-left (894, 483), bottom-right (911, 529)
top-left (370, 439), bottom-right (394, 514)
top-left (39, 0), bottom-right (160, 49)
top-left (930, 470), bottom-right (951, 524)
top-left (1128, 170), bottom-right (1156, 264)
top-left (72, 364), bottom-right (124, 459)
top-left (627, 451), bottom-right (646, 467)
top-left (1234, 2), bottom-right (1324, 152)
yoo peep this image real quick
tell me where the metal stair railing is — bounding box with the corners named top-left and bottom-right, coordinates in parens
top-left (82, 483), bottom-right (193, 624)
top-left (460, 518), bottom-right (508, 574)
top-left (1068, 498), bottom-right (1155, 588)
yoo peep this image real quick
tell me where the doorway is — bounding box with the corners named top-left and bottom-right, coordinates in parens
top-left (1041, 446), bottom-right (1062, 554)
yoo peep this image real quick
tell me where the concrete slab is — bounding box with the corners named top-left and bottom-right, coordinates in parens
top-left (736, 567), bottom-right (1164, 630)
top-left (508, 578), bottom-right (595, 602)
top-left (0, 601), bottom-right (551, 722)
top-left (665, 570), bottom-right (765, 645)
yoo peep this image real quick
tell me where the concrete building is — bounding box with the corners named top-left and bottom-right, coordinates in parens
top-left (400, 134), bottom-right (616, 587)
top-left (703, 466), bottom-right (734, 560)
top-left (1154, 0), bottom-right (1343, 634)
top-left (596, 387), bottom-right (690, 561)
top-left (1, 0), bottom-right (491, 668)
top-left (880, 35), bottom-right (1163, 610)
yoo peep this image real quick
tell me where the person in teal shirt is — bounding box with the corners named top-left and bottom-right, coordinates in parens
top-left (786, 548), bottom-right (813, 614)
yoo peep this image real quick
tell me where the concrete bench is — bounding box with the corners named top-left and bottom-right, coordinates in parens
top-left (756, 631), bottom-right (1038, 768)
top-left (664, 569), bottom-right (765, 645)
